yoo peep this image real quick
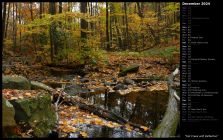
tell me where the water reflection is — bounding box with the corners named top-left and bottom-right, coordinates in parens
top-left (81, 91), bottom-right (169, 130)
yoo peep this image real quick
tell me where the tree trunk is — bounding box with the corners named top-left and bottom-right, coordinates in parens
top-left (124, 2), bottom-right (129, 50)
top-left (40, 2), bottom-right (43, 19)
top-left (106, 2), bottom-right (110, 51)
top-left (30, 2), bottom-right (37, 56)
top-left (2, 2), bottom-right (7, 47)
top-left (80, 2), bottom-right (87, 39)
top-left (49, 2), bottom-right (56, 63)
top-left (109, 6), bottom-right (113, 50)
top-left (30, 2), bottom-right (33, 21)
top-left (157, 3), bottom-right (161, 22)
top-left (12, 3), bottom-right (17, 51)
top-left (136, 2), bottom-right (143, 18)
top-left (19, 3), bottom-right (22, 51)
top-left (5, 3), bottom-right (11, 38)
top-left (59, 2), bottom-right (62, 13)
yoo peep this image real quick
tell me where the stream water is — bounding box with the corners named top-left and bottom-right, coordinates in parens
top-left (81, 91), bottom-right (169, 130)
top-left (52, 74), bottom-right (169, 138)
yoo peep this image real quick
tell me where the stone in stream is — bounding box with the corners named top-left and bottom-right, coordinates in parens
top-left (112, 77), bottom-right (117, 82)
top-left (8, 90), bottom-right (57, 138)
top-left (80, 78), bottom-right (89, 83)
top-left (113, 83), bottom-right (128, 90)
top-left (3, 75), bottom-right (31, 90)
top-left (104, 81), bottom-right (116, 87)
top-left (118, 65), bottom-right (139, 77)
top-left (31, 81), bottom-right (54, 92)
top-left (123, 78), bottom-right (135, 85)
top-left (64, 84), bottom-right (90, 96)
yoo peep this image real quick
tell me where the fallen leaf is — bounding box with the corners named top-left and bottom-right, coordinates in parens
top-left (80, 132), bottom-right (88, 138)
top-left (10, 97), bottom-right (18, 100)
top-left (18, 95), bottom-right (24, 99)
top-left (125, 124), bottom-right (133, 131)
top-left (140, 126), bottom-right (149, 131)
top-left (24, 92), bottom-right (32, 97)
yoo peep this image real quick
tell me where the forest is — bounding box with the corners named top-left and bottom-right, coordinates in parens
top-left (2, 2), bottom-right (180, 138)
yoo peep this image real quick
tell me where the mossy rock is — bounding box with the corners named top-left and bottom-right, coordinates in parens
top-left (31, 81), bottom-right (54, 92)
top-left (2, 97), bottom-right (16, 127)
top-left (9, 91), bottom-right (56, 137)
top-left (2, 97), bottom-right (18, 138)
top-left (118, 65), bottom-right (139, 77)
top-left (3, 75), bottom-right (31, 90)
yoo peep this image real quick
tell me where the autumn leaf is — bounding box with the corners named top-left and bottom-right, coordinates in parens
top-left (59, 120), bottom-right (68, 125)
top-left (140, 126), bottom-right (149, 131)
top-left (125, 124), bottom-right (133, 131)
top-left (70, 119), bottom-right (78, 125)
top-left (24, 92), bottom-right (32, 97)
top-left (80, 132), bottom-right (88, 138)
top-left (62, 126), bottom-right (77, 133)
top-left (10, 97), bottom-right (18, 100)
top-left (18, 95), bottom-right (24, 99)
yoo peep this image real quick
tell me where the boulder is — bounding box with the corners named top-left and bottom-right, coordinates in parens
top-left (9, 90), bottom-right (56, 137)
top-left (64, 84), bottom-right (90, 96)
top-left (3, 75), bottom-right (31, 90)
top-left (113, 83), bottom-right (128, 90)
top-left (104, 81), bottom-right (116, 87)
top-left (80, 78), bottom-right (89, 83)
top-left (2, 97), bottom-right (18, 138)
top-left (118, 65), bottom-right (139, 77)
top-left (31, 81), bottom-right (54, 92)
top-left (123, 78), bottom-right (135, 85)
top-left (2, 97), bottom-right (17, 127)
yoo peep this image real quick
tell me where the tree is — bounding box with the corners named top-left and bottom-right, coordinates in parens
top-left (12, 3), bottom-right (17, 50)
top-left (2, 2), bottom-right (7, 47)
top-left (49, 2), bottom-right (56, 62)
top-left (136, 2), bottom-right (144, 18)
top-left (106, 2), bottom-right (110, 50)
top-left (80, 2), bottom-right (87, 39)
top-left (19, 3), bottom-right (22, 50)
top-left (5, 3), bottom-right (11, 38)
top-left (156, 3), bottom-right (161, 22)
top-left (124, 2), bottom-right (129, 50)
top-left (109, 4), bottom-right (113, 49)
top-left (30, 2), bottom-right (33, 21)
top-left (59, 2), bottom-right (62, 13)
top-left (40, 2), bottom-right (43, 19)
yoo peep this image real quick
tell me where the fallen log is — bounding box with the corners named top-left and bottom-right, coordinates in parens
top-left (152, 68), bottom-right (180, 138)
top-left (118, 65), bottom-right (139, 77)
top-left (45, 63), bottom-right (85, 69)
top-left (52, 88), bottom-right (149, 133)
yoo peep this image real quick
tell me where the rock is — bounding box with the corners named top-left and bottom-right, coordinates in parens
top-left (132, 75), bottom-right (167, 83)
top-left (2, 97), bottom-right (18, 138)
top-left (9, 90), bottom-right (56, 137)
top-left (31, 81), bottom-right (54, 92)
top-left (89, 87), bottom-right (107, 94)
top-left (104, 82), bottom-right (116, 87)
top-left (3, 75), bottom-right (31, 90)
top-left (50, 67), bottom-right (74, 76)
top-left (80, 78), bottom-right (89, 83)
top-left (48, 131), bottom-right (59, 138)
top-left (118, 65), bottom-right (139, 77)
top-left (112, 77), bottom-right (117, 82)
top-left (2, 97), bottom-right (16, 127)
top-left (113, 83), bottom-right (128, 90)
top-left (42, 80), bottom-right (71, 89)
top-left (64, 84), bottom-right (89, 95)
top-left (123, 78), bottom-right (134, 85)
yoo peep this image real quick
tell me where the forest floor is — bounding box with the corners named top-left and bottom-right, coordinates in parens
top-left (2, 47), bottom-right (179, 138)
